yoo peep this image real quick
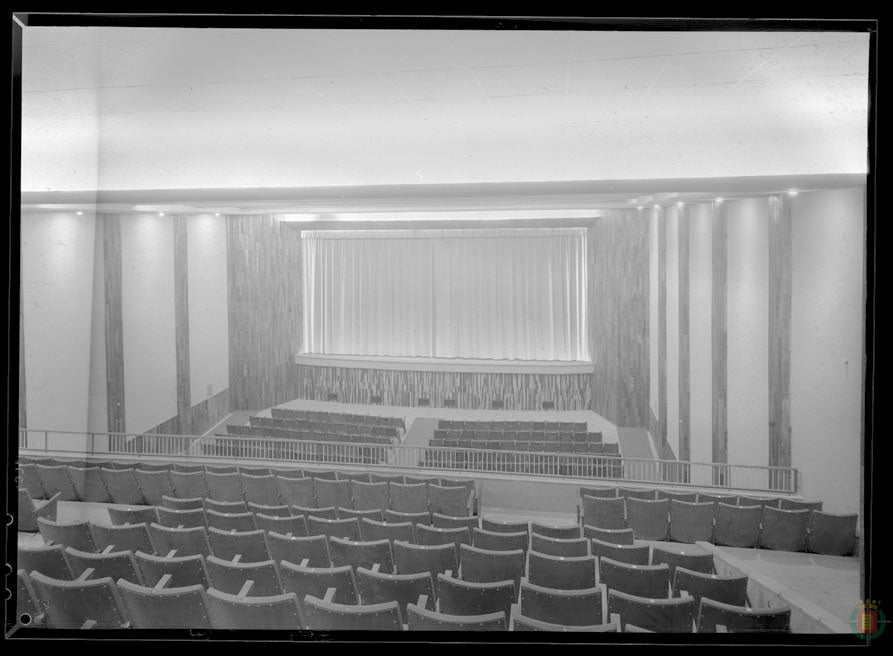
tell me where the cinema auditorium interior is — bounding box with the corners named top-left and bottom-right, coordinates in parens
top-left (11, 17), bottom-right (875, 639)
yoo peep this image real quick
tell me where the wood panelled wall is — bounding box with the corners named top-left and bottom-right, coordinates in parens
top-left (293, 364), bottom-right (592, 411)
top-left (102, 216), bottom-right (126, 433)
top-left (173, 217), bottom-right (191, 415)
top-left (657, 208), bottom-right (669, 456)
top-left (589, 210), bottom-right (650, 427)
top-left (145, 388), bottom-right (230, 436)
top-left (227, 215), bottom-right (302, 411)
top-left (677, 207), bottom-right (691, 461)
top-left (768, 195), bottom-right (793, 477)
top-left (712, 201), bottom-right (729, 467)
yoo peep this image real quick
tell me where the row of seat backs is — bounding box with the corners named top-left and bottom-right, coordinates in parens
top-left (439, 420), bottom-right (589, 432)
top-left (580, 485), bottom-right (823, 510)
top-left (270, 407), bottom-right (405, 429)
top-left (19, 462), bottom-right (475, 514)
top-left (434, 429), bottom-right (602, 442)
top-left (580, 494), bottom-right (857, 556)
top-left (251, 415), bottom-right (401, 435)
top-left (428, 439), bottom-right (615, 454)
top-left (226, 426), bottom-right (397, 444)
top-left (18, 563), bottom-right (782, 633)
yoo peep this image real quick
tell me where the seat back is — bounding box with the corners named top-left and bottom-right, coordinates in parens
top-left (428, 484), bottom-right (468, 517)
top-left (134, 469), bottom-right (175, 506)
top-left (37, 517), bottom-right (96, 552)
top-left (315, 478), bottom-right (353, 510)
top-left (459, 544), bottom-right (524, 593)
top-left (35, 465), bottom-right (78, 501)
top-left (117, 580), bottom-right (212, 629)
top-left (393, 540), bottom-right (457, 577)
top-left (673, 566), bottom-right (748, 607)
top-left (697, 598), bottom-right (791, 633)
top-left (17, 569), bottom-right (44, 626)
top-left (91, 522), bottom-right (156, 555)
top-left (472, 528), bottom-right (528, 554)
top-left (582, 496), bottom-right (626, 530)
top-left (303, 596), bottom-right (402, 630)
top-left (208, 527), bottom-right (270, 563)
top-left (527, 551), bottom-right (597, 590)
top-left (436, 574), bottom-right (515, 618)
top-left (30, 572), bottom-right (130, 629)
top-left (162, 495), bottom-right (204, 510)
top-left (356, 567), bottom-right (435, 617)
top-left (714, 504), bottom-right (762, 548)
top-left (157, 507), bottom-right (207, 530)
top-left (407, 604), bottom-right (505, 631)
top-left (18, 544), bottom-right (74, 580)
top-left (205, 556), bottom-right (283, 596)
top-left (760, 507), bottom-right (810, 552)
top-left (599, 557), bottom-right (670, 599)
top-left (389, 483), bottom-right (429, 514)
top-left (338, 507), bottom-right (384, 522)
top-left (351, 481), bottom-right (390, 511)
top-left (205, 588), bottom-right (303, 630)
top-left (360, 518), bottom-right (415, 544)
top-left (18, 488), bottom-right (52, 531)
top-left (607, 588), bottom-right (695, 632)
top-left (480, 517), bottom-right (529, 535)
top-left (530, 522), bottom-right (582, 540)
top-left (20, 463), bottom-right (47, 499)
top-left (64, 547), bottom-right (142, 585)
top-left (807, 511), bottom-right (858, 556)
top-left (657, 491), bottom-right (698, 503)
top-left (170, 471), bottom-right (208, 499)
top-left (204, 499), bottom-right (249, 514)
top-left (431, 513), bottom-right (478, 532)
top-left (278, 561), bottom-right (359, 611)
top-left (626, 498), bottom-right (670, 541)
top-left (696, 493), bottom-right (738, 511)
top-left (292, 505), bottom-right (338, 521)
top-left (241, 474), bottom-right (282, 506)
top-left (519, 580), bottom-right (605, 626)
top-left (779, 498), bottom-right (824, 513)
top-left (383, 509), bottom-right (431, 526)
top-left (134, 551), bottom-right (210, 588)
top-left (266, 531), bottom-right (332, 568)
top-left (108, 505), bottom-right (159, 527)
top-left (511, 612), bottom-right (617, 632)
top-left (247, 502), bottom-right (292, 517)
top-left (619, 488), bottom-right (657, 502)
top-left (579, 486), bottom-right (617, 499)
top-left (668, 500), bottom-right (716, 543)
top-left (254, 513), bottom-right (308, 537)
top-left (100, 468), bottom-right (145, 505)
top-left (307, 516), bottom-right (361, 541)
top-left (590, 539), bottom-right (650, 566)
top-left (206, 509), bottom-right (257, 533)
top-left (329, 537), bottom-right (394, 574)
top-left (530, 534), bottom-right (589, 558)
top-left (205, 472), bottom-right (245, 503)
top-left (67, 466), bottom-right (111, 503)
top-left (148, 523), bottom-right (211, 558)
top-left (582, 526), bottom-right (635, 545)
top-left (650, 546), bottom-right (714, 580)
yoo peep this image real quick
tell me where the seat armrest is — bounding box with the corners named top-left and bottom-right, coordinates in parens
top-left (81, 619), bottom-right (97, 629)
top-left (610, 612), bottom-right (622, 629)
top-left (300, 558), bottom-right (309, 568)
top-left (154, 574), bottom-right (173, 590)
top-left (238, 579), bottom-right (255, 598)
top-left (416, 594), bottom-right (429, 610)
top-left (323, 587), bottom-right (336, 603)
top-left (576, 497), bottom-right (583, 525)
top-left (371, 563), bottom-right (380, 573)
top-left (76, 568), bottom-right (96, 582)
top-left (36, 492), bottom-right (62, 520)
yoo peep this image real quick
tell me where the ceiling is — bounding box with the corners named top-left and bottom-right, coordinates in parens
top-left (19, 27), bottom-right (871, 202)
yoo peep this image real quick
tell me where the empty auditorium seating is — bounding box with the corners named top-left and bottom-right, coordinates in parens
top-left (531, 522), bottom-right (582, 540)
top-left (697, 598), bottom-right (791, 633)
top-left (582, 495), bottom-right (626, 530)
top-left (351, 480), bottom-right (390, 511)
top-left (408, 603), bottom-right (506, 631)
top-left (329, 537), bottom-right (395, 573)
top-left (432, 513), bottom-right (478, 532)
top-left (530, 534), bottom-right (589, 558)
top-left (18, 488), bottom-right (59, 532)
top-left (510, 612), bottom-right (617, 632)
top-left (356, 567), bottom-right (435, 617)
top-left (205, 556), bottom-right (283, 596)
top-left (241, 474), bottom-right (281, 506)
top-left (35, 465), bottom-right (78, 501)
top-left (117, 580), bottom-right (212, 629)
top-left (308, 516), bottom-right (361, 541)
top-left (101, 468), bottom-right (146, 505)
top-left (473, 528), bottom-right (529, 554)
top-left (278, 561), bottom-right (359, 611)
top-left (608, 589), bottom-right (696, 632)
top-left (170, 471), bottom-right (209, 499)
top-left (389, 483), bottom-right (429, 514)
top-left (266, 532), bottom-right (331, 568)
top-left (360, 518), bottom-right (415, 544)
top-left (148, 524), bottom-right (212, 558)
top-left (393, 540), bottom-right (457, 577)
top-left (275, 476), bottom-right (317, 507)
top-left (19, 544), bottom-right (74, 580)
top-left (591, 539), bottom-right (650, 566)
top-left (669, 500), bottom-right (715, 544)
top-left (673, 567), bottom-right (748, 607)
top-left (650, 546), bottom-right (714, 579)
top-left (247, 502), bottom-right (291, 517)
top-left (303, 594), bottom-right (402, 630)
top-left (206, 509), bottom-right (257, 533)
top-left (17, 570), bottom-right (45, 627)
top-left (384, 509), bottom-right (432, 526)
top-left (481, 517), bottom-right (529, 535)
top-left (162, 494), bottom-right (204, 510)
top-left (436, 574), bottom-right (515, 618)
top-left (29, 572), bottom-right (131, 629)
top-left (527, 551), bottom-right (597, 590)
top-left (415, 524), bottom-right (472, 558)
top-left (254, 512), bottom-right (308, 536)
top-left (108, 505), bottom-right (159, 527)
top-left (64, 547), bottom-right (143, 584)
top-left (292, 505), bottom-right (338, 521)
top-left (598, 558), bottom-right (671, 599)
top-left (134, 551), bottom-right (210, 588)
top-left (37, 517), bottom-right (96, 552)
top-left (626, 498), bottom-right (670, 541)
top-left (760, 507), bottom-right (810, 552)
top-left (157, 507), bottom-right (207, 529)
top-left (779, 498), bottom-right (824, 513)
top-left (92, 523), bottom-right (156, 555)
top-left (428, 484), bottom-right (471, 517)
top-left (583, 526), bottom-right (635, 546)
top-left (67, 466), bottom-right (112, 503)
top-left (205, 472), bottom-right (245, 502)
top-left (714, 504), bottom-right (762, 548)
top-left (519, 580), bottom-right (606, 626)
top-left (134, 469), bottom-right (175, 506)
top-left (205, 588), bottom-right (302, 630)
top-left (459, 544), bottom-right (524, 594)
top-left (807, 511), bottom-right (858, 556)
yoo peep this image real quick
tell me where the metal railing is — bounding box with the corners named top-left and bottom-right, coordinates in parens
top-left (17, 429), bottom-right (799, 494)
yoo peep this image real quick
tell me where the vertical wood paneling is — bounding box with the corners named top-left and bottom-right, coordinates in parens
top-left (590, 210), bottom-right (650, 427)
top-left (102, 216), bottom-right (126, 433)
top-left (657, 208), bottom-right (668, 454)
top-left (678, 207), bottom-right (691, 461)
top-left (768, 194), bottom-right (793, 488)
top-left (712, 201), bottom-right (728, 472)
top-left (146, 387), bottom-right (231, 436)
top-left (228, 215), bottom-right (302, 410)
top-left (173, 216), bottom-right (191, 415)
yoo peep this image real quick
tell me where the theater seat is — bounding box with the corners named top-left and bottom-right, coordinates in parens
top-left (117, 580), bottom-right (212, 629)
top-left (329, 537), bottom-right (395, 574)
top-left (393, 540), bottom-right (457, 577)
top-left (206, 588), bottom-right (303, 630)
top-left (205, 556), bottom-right (283, 596)
top-left (436, 573), bottom-right (515, 618)
top-left (527, 551), bottom-right (597, 591)
top-left (519, 581), bottom-right (606, 626)
top-left (672, 567), bottom-right (748, 607)
top-left (607, 589), bottom-right (695, 633)
top-left (408, 603), bottom-right (506, 631)
top-left (303, 594), bottom-right (403, 631)
top-left (355, 567), bottom-right (436, 618)
top-left (18, 488), bottom-right (60, 532)
top-left (697, 598), bottom-right (791, 633)
top-left (29, 572), bottom-right (131, 629)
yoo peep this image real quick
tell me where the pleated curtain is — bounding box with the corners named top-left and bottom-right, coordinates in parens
top-left (302, 228), bottom-right (589, 361)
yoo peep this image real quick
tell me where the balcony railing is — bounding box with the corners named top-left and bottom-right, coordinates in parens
top-left (17, 429), bottom-right (799, 494)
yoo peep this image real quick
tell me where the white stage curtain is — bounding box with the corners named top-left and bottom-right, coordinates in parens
top-left (301, 228), bottom-right (589, 361)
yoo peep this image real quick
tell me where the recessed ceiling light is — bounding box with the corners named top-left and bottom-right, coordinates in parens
top-left (159, 212), bottom-right (165, 216)
top-left (215, 212), bottom-right (220, 216)
top-left (677, 202), bottom-right (684, 208)
top-left (653, 204), bottom-right (660, 210)
top-left (76, 211), bottom-right (83, 215)
top-left (637, 206), bottom-right (643, 210)
top-left (715, 197), bottom-right (723, 203)
top-left (788, 189), bottom-right (798, 196)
